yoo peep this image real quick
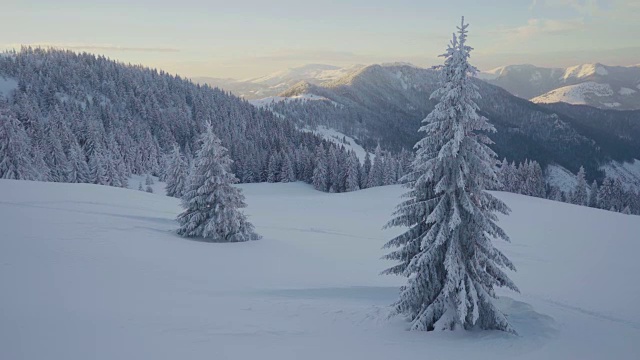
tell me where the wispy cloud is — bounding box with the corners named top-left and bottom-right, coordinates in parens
top-left (502, 18), bottom-right (586, 40)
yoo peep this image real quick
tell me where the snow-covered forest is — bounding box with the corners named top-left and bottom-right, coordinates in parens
top-left (0, 48), bottom-right (409, 193)
top-left (1, 48), bottom-right (638, 215)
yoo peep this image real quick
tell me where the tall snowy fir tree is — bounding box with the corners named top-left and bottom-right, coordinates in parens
top-left (382, 18), bottom-right (518, 332)
top-left (177, 123), bottom-right (260, 242)
top-left (165, 144), bottom-right (188, 198)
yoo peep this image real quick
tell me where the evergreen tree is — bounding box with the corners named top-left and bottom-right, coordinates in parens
top-left (598, 177), bottom-right (615, 210)
top-left (327, 146), bottom-right (340, 192)
top-left (66, 140), bottom-right (90, 183)
top-left (138, 182), bottom-right (144, 191)
top-left (382, 18), bottom-right (518, 332)
top-left (280, 152), bottom-right (296, 183)
top-left (177, 123), bottom-right (259, 242)
top-left (0, 107), bottom-right (39, 180)
top-left (588, 180), bottom-right (599, 208)
top-left (572, 166), bottom-right (588, 206)
top-left (165, 144), bottom-right (188, 198)
top-left (312, 144), bottom-right (328, 192)
top-left (367, 145), bottom-right (384, 188)
top-left (145, 174), bottom-right (154, 186)
top-left (88, 151), bottom-right (107, 185)
top-left (345, 151), bottom-right (361, 192)
top-left (362, 152), bottom-right (372, 189)
top-left (146, 185), bottom-right (154, 193)
top-left (267, 152), bottom-right (281, 183)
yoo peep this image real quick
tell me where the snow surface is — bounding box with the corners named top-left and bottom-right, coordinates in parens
top-left (619, 87), bottom-right (637, 96)
top-left (1, 179), bottom-right (640, 359)
top-left (601, 159), bottom-right (640, 191)
top-left (531, 82), bottom-right (613, 105)
top-left (303, 125), bottom-right (371, 163)
top-left (545, 164), bottom-right (578, 192)
top-left (249, 94), bottom-right (338, 108)
top-left (562, 63), bottom-right (608, 80)
top-left (0, 76), bottom-right (17, 99)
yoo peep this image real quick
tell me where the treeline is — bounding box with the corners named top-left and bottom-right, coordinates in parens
top-left (497, 159), bottom-right (640, 215)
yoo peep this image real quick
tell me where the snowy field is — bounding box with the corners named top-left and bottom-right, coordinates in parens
top-left (1, 179), bottom-right (639, 359)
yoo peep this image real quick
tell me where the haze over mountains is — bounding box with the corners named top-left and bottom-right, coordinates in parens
top-left (193, 64), bottom-right (365, 100)
top-left (194, 62), bottom-right (640, 111)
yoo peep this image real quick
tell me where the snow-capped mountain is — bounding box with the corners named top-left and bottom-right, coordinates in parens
top-left (252, 63), bottom-right (640, 188)
top-left (480, 63), bottom-right (640, 110)
top-left (192, 64), bottom-right (365, 99)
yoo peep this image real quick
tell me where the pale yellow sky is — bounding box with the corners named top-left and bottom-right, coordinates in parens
top-left (2, 0), bottom-right (639, 79)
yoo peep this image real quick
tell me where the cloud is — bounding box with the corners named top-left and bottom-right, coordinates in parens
top-left (504, 18), bottom-right (586, 39)
top-left (2, 43), bottom-right (180, 53)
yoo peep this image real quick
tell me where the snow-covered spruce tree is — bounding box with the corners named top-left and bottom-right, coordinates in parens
top-left (281, 152), bottom-right (296, 183)
top-left (312, 144), bottom-right (328, 191)
top-left (66, 140), bottom-right (90, 183)
top-left (165, 144), bottom-right (188, 198)
top-left (572, 166), bottom-right (588, 206)
top-left (0, 107), bottom-right (39, 180)
top-left (345, 151), bottom-right (361, 192)
top-left (367, 145), bottom-right (384, 188)
top-left (382, 18), bottom-right (518, 332)
top-left (177, 123), bottom-right (260, 242)
top-left (362, 152), bottom-right (372, 188)
top-left (588, 180), bottom-right (599, 208)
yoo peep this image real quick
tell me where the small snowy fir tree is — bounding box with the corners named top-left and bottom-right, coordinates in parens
top-left (382, 18), bottom-right (518, 333)
top-left (145, 174), bottom-right (154, 186)
top-left (165, 144), bottom-right (188, 198)
top-left (138, 182), bottom-right (144, 191)
top-left (177, 122), bottom-right (260, 242)
top-left (146, 185), bottom-right (153, 193)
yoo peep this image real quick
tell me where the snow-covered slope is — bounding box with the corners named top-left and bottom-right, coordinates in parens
top-left (249, 93), bottom-right (338, 108)
top-left (531, 82), bottom-right (614, 106)
top-left (601, 159), bottom-right (640, 190)
top-left (1, 180), bottom-right (639, 359)
top-left (481, 63), bottom-right (640, 110)
top-left (545, 164), bottom-right (579, 192)
top-left (302, 125), bottom-right (371, 163)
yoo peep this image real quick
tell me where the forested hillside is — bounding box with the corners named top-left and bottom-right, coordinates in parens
top-left (0, 48), bottom-right (404, 192)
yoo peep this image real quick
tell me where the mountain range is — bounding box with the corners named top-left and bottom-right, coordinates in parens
top-left (479, 63), bottom-right (640, 110)
top-left (244, 63), bottom-right (640, 186)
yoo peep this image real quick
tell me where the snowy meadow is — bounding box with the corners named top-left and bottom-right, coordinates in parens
top-left (1, 179), bottom-right (639, 359)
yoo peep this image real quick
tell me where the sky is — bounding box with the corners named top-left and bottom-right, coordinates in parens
top-left (1, 0), bottom-right (639, 79)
